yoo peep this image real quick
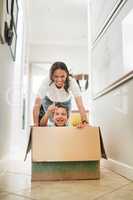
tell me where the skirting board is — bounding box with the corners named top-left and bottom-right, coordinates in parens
top-left (0, 159), bottom-right (8, 172)
top-left (101, 158), bottom-right (133, 181)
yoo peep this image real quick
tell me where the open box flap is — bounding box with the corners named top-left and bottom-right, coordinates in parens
top-left (98, 127), bottom-right (107, 159)
top-left (24, 127), bottom-right (32, 161)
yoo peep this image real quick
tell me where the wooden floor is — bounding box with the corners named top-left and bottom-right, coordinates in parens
top-left (0, 158), bottom-right (133, 200)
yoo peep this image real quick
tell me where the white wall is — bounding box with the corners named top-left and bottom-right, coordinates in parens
top-left (0, 45), bottom-right (14, 159)
top-left (29, 44), bottom-right (88, 75)
top-left (90, 0), bottom-right (133, 180)
top-left (0, 0), bottom-right (29, 161)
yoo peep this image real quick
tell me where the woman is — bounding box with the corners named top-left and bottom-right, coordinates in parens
top-left (33, 61), bottom-right (89, 127)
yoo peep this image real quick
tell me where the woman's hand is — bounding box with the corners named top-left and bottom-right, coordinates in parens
top-left (76, 121), bottom-right (89, 128)
top-left (75, 96), bottom-right (90, 127)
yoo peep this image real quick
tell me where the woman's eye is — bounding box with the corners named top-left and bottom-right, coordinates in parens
top-left (54, 75), bottom-right (65, 79)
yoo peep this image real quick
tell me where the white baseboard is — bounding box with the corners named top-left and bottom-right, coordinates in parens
top-left (0, 158), bottom-right (8, 172)
top-left (101, 158), bottom-right (133, 181)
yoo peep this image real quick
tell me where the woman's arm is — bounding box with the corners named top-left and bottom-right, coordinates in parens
top-left (75, 96), bottom-right (89, 125)
top-left (33, 96), bottom-right (42, 126)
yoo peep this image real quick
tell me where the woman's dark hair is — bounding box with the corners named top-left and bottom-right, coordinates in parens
top-left (55, 103), bottom-right (69, 118)
top-left (49, 61), bottom-right (71, 93)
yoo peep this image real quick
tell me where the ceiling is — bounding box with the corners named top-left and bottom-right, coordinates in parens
top-left (29, 0), bottom-right (88, 46)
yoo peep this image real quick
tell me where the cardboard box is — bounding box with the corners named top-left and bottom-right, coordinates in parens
top-left (25, 127), bottom-right (107, 181)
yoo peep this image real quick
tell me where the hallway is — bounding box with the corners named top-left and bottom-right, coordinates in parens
top-left (0, 159), bottom-right (133, 200)
top-left (0, 0), bottom-right (133, 199)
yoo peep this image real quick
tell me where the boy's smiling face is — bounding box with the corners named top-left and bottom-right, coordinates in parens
top-left (53, 107), bottom-right (68, 126)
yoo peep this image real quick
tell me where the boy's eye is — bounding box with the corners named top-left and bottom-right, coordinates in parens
top-left (61, 113), bottom-right (66, 116)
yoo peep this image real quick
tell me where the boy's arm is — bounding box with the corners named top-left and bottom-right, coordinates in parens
top-left (40, 111), bottom-right (49, 126)
top-left (39, 104), bottom-right (56, 126)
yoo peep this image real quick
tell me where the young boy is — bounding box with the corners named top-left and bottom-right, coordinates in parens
top-left (39, 103), bottom-right (69, 127)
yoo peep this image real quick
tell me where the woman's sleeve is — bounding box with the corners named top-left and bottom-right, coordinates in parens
top-left (70, 77), bottom-right (81, 97)
top-left (36, 76), bottom-right (49, 98)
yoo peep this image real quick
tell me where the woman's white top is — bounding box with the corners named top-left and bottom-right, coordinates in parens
top-left (37, 75), bottom-right (81, 102)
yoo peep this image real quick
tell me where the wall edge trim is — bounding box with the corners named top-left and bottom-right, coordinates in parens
top-left (101, 158), bottom-right (133, 181)
top-left (92, 0), bottom-right (128, 49)
top-left (93, 70), bottom-right (133, 100)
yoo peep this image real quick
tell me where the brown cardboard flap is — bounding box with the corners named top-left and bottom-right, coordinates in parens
top-left (32, 127), bottom-right (101, 162)
top-left (24, 127), bottom-right (32, 161)
top-left (98, 127), bottom-right (107, 159)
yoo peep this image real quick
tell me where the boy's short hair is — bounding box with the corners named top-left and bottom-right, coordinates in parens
top-left (54, 103), bottom-right (69, 118)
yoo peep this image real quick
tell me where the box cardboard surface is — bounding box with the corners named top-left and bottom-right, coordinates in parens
top-left (32, 161), bottom-right (100, 181)
top-left (32, 127), bottom-right (101, 162)
top-left (25, 126), bottom-right (107, 181)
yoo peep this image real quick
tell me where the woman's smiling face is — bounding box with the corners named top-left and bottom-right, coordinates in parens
top-left (52, 69), bottom-right (67, 88)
